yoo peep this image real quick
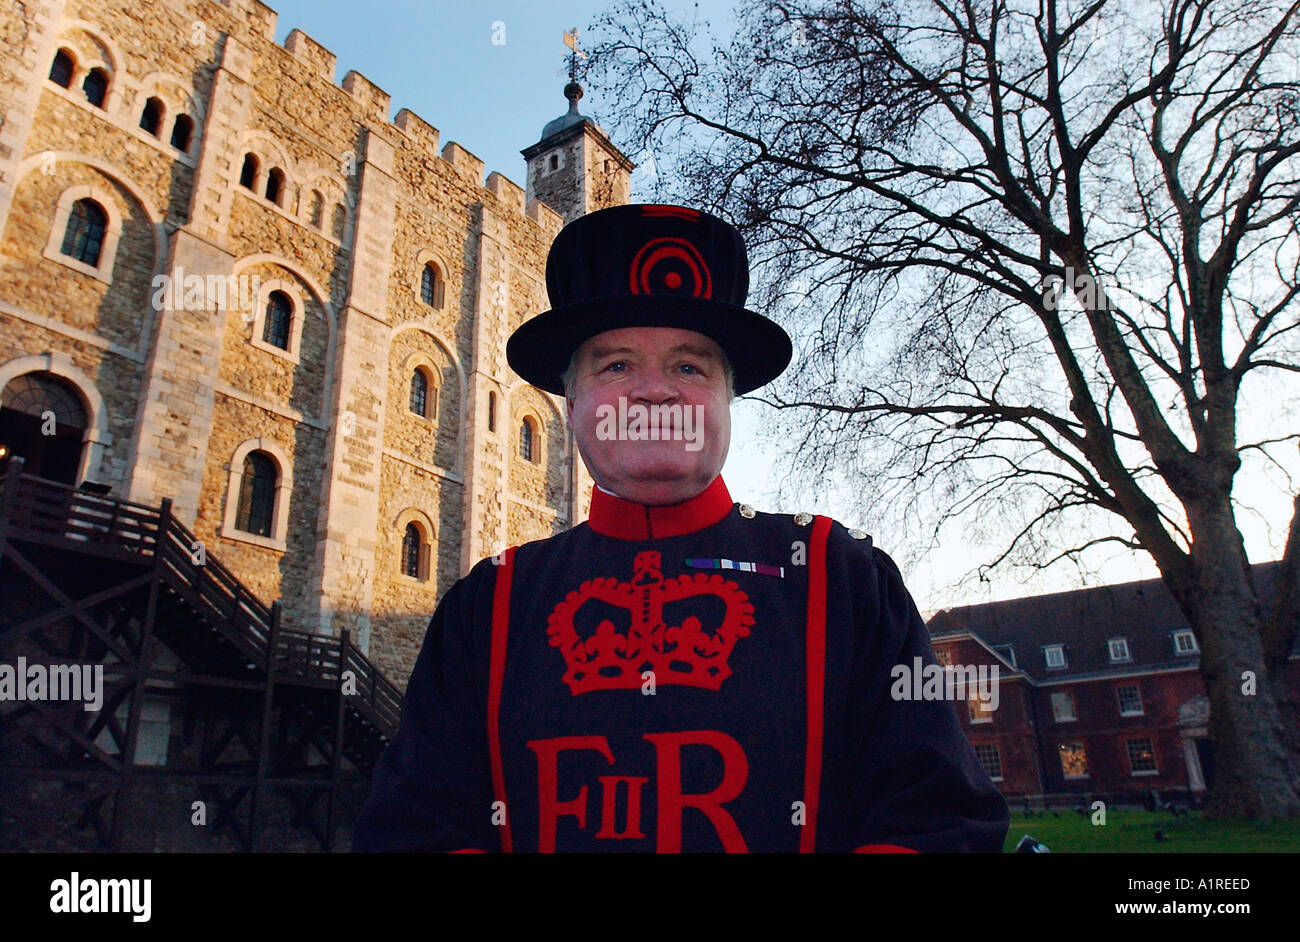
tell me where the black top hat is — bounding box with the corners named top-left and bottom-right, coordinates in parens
top-left (506, 204), bottom-right (792, 396)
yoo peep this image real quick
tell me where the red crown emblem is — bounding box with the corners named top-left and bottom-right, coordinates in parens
top-left (546, 551), bottom-right (755, 695)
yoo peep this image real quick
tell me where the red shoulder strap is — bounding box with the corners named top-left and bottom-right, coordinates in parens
top-left (488, 547), bottom-right (516, 853)
top-left (800, 516), bottom-right (833, 852)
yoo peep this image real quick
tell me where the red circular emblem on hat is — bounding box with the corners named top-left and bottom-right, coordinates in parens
top-left (628, 238), bottom-right (713, 299)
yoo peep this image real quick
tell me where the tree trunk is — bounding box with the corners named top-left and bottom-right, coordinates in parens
top-left (1180, 499), bottom-right (1300, 819)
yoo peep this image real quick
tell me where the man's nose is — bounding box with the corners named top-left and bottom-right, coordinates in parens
top-left (628, 364), bottom-right (680, 402)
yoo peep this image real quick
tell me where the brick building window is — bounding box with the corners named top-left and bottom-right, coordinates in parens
top-left (968, 695), bottom-right (993, 724)
top-left (60, 199), bottom-right (108, 267)
top-left (934, 646), bottom-right (951, 666)
top-left (1059, 742), bottom-right (1088, 779)
top-left (519, 416), bottom-right (538, 463)
top-left (170, 114), bottom-right (194, 152)
top-left (1044, 644), bottom-right (1066, 669)
top-left (262, 291), bottom-right (292, 350)
top-left (1051, 690), bottom-right (1077, 723)
top-left (401, 523), bottom-right (423, 579)
top-left (1108, 638), bottom-right (1131, 662)
top-left (1174, 630), bottom-right (1198, 655)
top-left (421, 263), bottom-right (445, 307)
top-left (140, 97), bottom-right (163, 136)
top-left (973, 744), bottom-right (1003, 781)
top-left (49, 49), bottom-right (75, 88)
top-left (82, 68), bottom-right (108, 108)
top-left (239, 154), bottom-right (259, 190)
top-left (1126, 738), bottom-right (1158, 775)
top-left (235, 452), bottom-right (277, 537)
top-left (1116, 684), bottom-right (1143, 716)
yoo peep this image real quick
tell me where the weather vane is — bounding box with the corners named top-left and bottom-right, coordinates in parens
top-left (563, 28), bottom-right (586, 82)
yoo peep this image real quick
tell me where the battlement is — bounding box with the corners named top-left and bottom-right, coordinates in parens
top-left (216, 0), bottom-right (571, 228)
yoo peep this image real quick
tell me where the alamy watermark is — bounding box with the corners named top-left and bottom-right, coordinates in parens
top-left (594, 397), bottom-right (705, 452)
top-left (890, 657), bottom-right (1000, 713)
top-left (150, 267), bottom-right (261, 313)
top-left (0, 658), bottom-right (103, 711)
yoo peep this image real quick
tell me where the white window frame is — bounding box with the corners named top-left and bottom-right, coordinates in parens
top-left (1044, 644), bottom-right (1066, 669)
top-left (1108, 637), bottom-right (1132, 662)
top-left (1174, 630), bottom-right (1199, 655)
top-left (1051, 690), bottom-right (1077, 723)
top-left (248, 279), bottom-right (305, 363)
top-left (1116, 684), bottom-right (1144, 717)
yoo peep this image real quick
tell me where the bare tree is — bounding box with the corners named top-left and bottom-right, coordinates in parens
top-left (588, 0), bottom-right (1300, 817)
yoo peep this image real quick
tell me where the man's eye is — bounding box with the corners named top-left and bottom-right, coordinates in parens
top-left (602, 361), bottom-right (627, 373)
top-left (677, 363), bottom-right (701, 374)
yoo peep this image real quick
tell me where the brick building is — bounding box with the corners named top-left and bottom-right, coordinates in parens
top-left (0, 0), bottom-right (633, 687)
top-left (927, 562), bottom-right (1297, 804)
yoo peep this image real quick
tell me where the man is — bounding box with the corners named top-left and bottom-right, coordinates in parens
top-left (353, 204), bottom-right (1008, 852)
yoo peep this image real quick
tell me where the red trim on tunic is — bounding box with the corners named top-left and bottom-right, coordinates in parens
top-left (586, 476), bottom-right (733, 540)
top-left (855, 844), bottom-right (920, 853)
top-left (800, 515), bottom-right (832, 852)
top-left (489, 547), bottom-right (516, 853)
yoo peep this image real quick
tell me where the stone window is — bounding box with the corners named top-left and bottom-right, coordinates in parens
top-left (262, 291), bottom-right (292, 350)
top-left (421, 263), bottom-right (445, 308)
top-left (1059, 742), bottom-right (1088, 779)
top-left (239, 153), bottom-right (259, 190)
top-left (60, 199), bottom-right (108, 267)
top-left (401, 523), bottom-right (422, 579)
top-left (308, 190), bottom-right (323, 229)
top-left (264, 168), bottom-right (285, 205)
top-left (140, 97), bottom-right (163, 136)
top-left (82, 68), bottom-right (109, 108)
top-left (235, 452), bottom-right (277, 537)
top-left (519, 416), bottom-right (538, 463)
top-left (549, 154), bottom-right (559, 172)
top-left (170, 114), bottom-right (194, 153)
top-left (409, 367), bottom-right (437, 420)
top-left (1126, 737), bottom-right (1158, 775)
top-left (1116, 684), bottom-right (1143, 717)
top-left (488, 391), bottom-right (496, 432)
top-left (972, 743), bottom-right (1002, 782)
top-left (331, 203), bottom-right (346, 240)
top-left (49, 49), bottom-right (75, 88)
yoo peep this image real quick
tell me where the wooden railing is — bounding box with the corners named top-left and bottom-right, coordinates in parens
top-left (0, 462), bottom-right (402, 739)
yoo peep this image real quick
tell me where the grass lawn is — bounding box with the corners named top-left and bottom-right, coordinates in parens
top-left (1002, 808), bottom-right (1300, 852)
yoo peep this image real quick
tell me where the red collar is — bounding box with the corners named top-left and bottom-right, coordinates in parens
top-left (587, 476), bottom-right (734, 540)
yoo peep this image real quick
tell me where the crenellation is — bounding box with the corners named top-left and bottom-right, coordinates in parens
top-left (282, 29), bottom-right (336, 81)
top-left (393, 109), bottom-right (440, 153)
top-left (439, 141), bottom-right (484, 186)
top-left (486, 172), bottom-right (524, 215)
top-left (341, 69), bottom-right (391, 124)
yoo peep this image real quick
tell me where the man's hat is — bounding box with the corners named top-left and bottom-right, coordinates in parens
top-left (506, 204), bottom-right (792, 396)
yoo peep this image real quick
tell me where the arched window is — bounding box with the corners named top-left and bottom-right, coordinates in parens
top-left (519, 416), bottom-right (537, 463)
top-left (308, 190), bottom-right (323, 228)
top-left (487, 391), bottom-right (496, 432)
top-left (401, 523), bottom-right (422, 579)
top-left (49, 49), bottom-right (75, 88)
top-left (239, 153), bottom-right (258, 189)
top-left (82, 68), bottom-right (108, 108)
top-left (0, 372), bottom-right (88, 485)
top-left (170, 114), bottom-right (194, 152)
top-left (421, 263), bottom-right (444, 307)
top-left (264, 168), bottom-right (284, 205)
top-left (139, 97), bottom-right (163, 136)
top-left (235, 451), bottom-right (277, 537)
top-left (331, 203), bottom-right (346, 240)
top-left (60, 198), bottom-right (108, 267)
top-left (262, 291), bottom-right (292, 350)
top-left (410, 366), bottom-right (431, 415)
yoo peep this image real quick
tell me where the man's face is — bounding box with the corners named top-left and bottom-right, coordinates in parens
top-left (565, 326), bottom-right (732, 506)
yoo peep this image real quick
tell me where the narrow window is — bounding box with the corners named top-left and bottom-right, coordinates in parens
top-left (263, 291), bottom-right (292, 349)
top-left (140, 97), bottom-right (163, 136)
top-left (308, 190), bottom-right (323, 228)
top-left (519, 417), bottom-right (536, 462)
top-left (82, 68), bottom-right (108, 107)
top-left (60, 198), bottom-right (108, 267)
top-left (401, 523), bottom-right (422, 578)
top-left (239, 153), bottom-right (258, 190)
top-left (409, 369), bottom-right (428, 418)
top-left (170, 114), bottom-right (194, 152)
top-left (265, 168), bottom-right (285, 205)
top-left (235, 452), bottom-right (276, 537)
top-left (331, 203), bottom-right (346, 240)
top-left (488, 391), bottom-right (496, 432)
top-left (421, 263), bottom-right (444, 307)
top-left (49, 50), bottom-right (75, 88)
top-left (549, 154), bottom-right (558, 172)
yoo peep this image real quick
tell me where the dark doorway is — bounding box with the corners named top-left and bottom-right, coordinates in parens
top-left (0, 373), bottom-right (87, 485)
top-left (1195, 738), bottom-right (1215, 791)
